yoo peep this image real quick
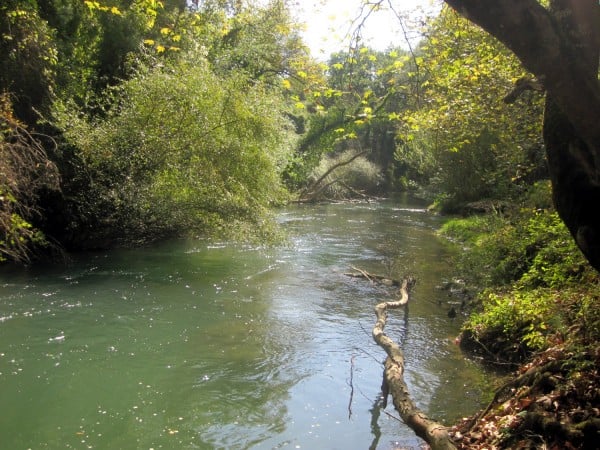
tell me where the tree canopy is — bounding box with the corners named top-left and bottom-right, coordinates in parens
top-left (443, 0), bottom-right (600, 270)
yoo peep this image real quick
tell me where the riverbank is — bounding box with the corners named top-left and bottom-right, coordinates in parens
top-left (439, 197), bottom-right (600, 449)
top-left (451, 278), bottom-right (600, 449)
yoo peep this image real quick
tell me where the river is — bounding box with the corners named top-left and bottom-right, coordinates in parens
top-left (0, 199), bottom-right (494, 449)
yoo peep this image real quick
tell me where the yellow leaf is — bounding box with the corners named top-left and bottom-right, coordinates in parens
top-left (110, 6), bottom-right (122, 15)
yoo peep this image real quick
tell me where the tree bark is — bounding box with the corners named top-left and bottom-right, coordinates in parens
top-left (443, 0), bottom-right (600, 271)
top-left (372, 277), bottom-right (457, 450)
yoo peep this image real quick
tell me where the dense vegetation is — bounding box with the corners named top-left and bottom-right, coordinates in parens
top-left (1, 0), bottom-right (598, 448)
top-left (1, 0), bottom-right (315, 258)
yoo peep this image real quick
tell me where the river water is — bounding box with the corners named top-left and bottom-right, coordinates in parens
top-left (0, 199), bottom-right (494, 449)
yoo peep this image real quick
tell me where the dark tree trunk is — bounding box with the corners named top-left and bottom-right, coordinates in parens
top-left (443, 0), bottom-right (600, 271)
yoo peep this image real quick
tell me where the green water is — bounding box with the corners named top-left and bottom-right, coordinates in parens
top-left (0, 200), bottom-right (494, 449)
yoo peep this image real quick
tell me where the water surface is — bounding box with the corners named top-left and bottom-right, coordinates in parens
top-left (0, 200), bottom-right (494, 449)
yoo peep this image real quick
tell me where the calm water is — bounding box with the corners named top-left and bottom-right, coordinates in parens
top-left (0, 200), bottom-right (494, 449)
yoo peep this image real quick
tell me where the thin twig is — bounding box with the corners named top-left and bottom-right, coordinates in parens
top-left (348, 355), bottom-right (356, 419)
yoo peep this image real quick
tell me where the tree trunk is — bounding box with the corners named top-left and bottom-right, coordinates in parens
top-left (443, 0), bottom-right (600, 271)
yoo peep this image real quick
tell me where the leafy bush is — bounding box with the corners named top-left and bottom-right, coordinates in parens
top-left (441, 205), bottom-right (590, 289)
top-left (54, 55), bottom-right (294, 247)
top-left (443, 182), bottom-right (599, 357)
top-left (466, 288), bottom-right (560, 351)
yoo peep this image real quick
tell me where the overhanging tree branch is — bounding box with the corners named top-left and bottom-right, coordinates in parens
top-left (443, 0), bottom-right (600, 166)
top-left (442, 0), bottom-right (600, 271)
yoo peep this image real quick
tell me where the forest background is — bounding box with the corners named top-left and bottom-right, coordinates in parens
top-left (1, 0), bottom-right (598, 448)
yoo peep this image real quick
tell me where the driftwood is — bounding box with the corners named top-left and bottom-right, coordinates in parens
top-left (344, 266), bottom-right (402, 286)
top-left (370, 276), bottom-right (458, 450)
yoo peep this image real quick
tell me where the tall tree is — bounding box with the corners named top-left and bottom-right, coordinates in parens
top-left (442, 0), bottom-right (600, 271)
top-left (395, 7), bottom-right (544, 208)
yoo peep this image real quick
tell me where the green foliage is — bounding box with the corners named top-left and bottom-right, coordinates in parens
top-left (283, 107), bottom-right (346, 188)
top-left (208, 0), bottom-right (308, 81)
top-left (467, 289), bottom-right (558, 351)
top-left (54, 54), bottom-right (294, 246)
top-left (396, 6), bottom-right (545, 205)
top-left (0, 0), bottom-right (321, 257)
top-left (439, 214), bottom-right (498, 244)
top-left (0, 1), bottom-right (58, 123)
top-left (442, 206), bottom-right (590, 289)
top-left (286, 45), bottom-right (414, 190)
top-left (443, 180), bottom-right (599, 355)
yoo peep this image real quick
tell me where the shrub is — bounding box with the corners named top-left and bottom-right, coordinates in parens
top-left (54, 55), bottom-right (294, 247)
top-left (466, 288), bottom-right (560, 351)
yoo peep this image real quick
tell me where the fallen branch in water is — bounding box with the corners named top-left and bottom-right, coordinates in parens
top-left (372, 276), bottom-right (457, 450)
top-left (345, 266), bottom-right (402, 287)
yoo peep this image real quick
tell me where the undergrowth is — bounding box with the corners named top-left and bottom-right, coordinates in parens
top-left (441, 181), bottom-right (600, 449)
top-left (440, 181), bottom-right (600, 361)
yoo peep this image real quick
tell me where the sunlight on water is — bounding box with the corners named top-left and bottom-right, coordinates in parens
top-left (0, 199), bottom-right (496, 449)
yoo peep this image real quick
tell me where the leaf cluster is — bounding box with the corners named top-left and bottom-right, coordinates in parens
top-left (396, 6), bottom-right (545, 205)
top-left (0, 93), bottom-right (60, 262)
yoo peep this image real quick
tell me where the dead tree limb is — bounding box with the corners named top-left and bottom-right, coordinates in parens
top-left (296, 149), bottom-right (369, 202)
top-left (372, 277), bottom-right (457, 450)
top-left (345, 267), bottom-right (402, 286)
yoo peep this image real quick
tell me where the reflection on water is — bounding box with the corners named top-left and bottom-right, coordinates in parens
top-left (0, 199), bottom-right (495, 449)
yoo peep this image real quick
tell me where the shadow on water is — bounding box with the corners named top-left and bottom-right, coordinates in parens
top-left (0, 197), bottom-right (498, 449)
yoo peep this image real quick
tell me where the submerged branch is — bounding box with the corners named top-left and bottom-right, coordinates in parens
top-left (371, 276), bottom-right (458, 450)
top-left (345, 267), bottom-right (403, 286)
